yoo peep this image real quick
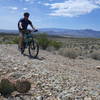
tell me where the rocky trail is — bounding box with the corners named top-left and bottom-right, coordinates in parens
top-left (0, 44), bottom-right (100, 100)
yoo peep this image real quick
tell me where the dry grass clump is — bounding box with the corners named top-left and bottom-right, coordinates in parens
top-left (15, 80), bottom-right (31, 93)
top-left (46, 46), bottom-right (56, 52)
top-left (90, 50), bottom-right (100, 60)
top-left (58, 47), bottom-right (81, 59)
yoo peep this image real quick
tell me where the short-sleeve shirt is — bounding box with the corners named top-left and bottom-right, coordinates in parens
top-left (18, 18), bottom-right (32, 30)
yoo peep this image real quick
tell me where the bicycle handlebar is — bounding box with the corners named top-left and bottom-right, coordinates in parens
top-left (21, 29), bottom-right (38, 33)
top-left (34, 29), bottom-right (38, 32)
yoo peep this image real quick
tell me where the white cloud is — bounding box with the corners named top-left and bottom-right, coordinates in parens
top-left (44, 3), bottom-right (50, 6)
top-left (24, 0), bottom-right (35, 4)
top-left (8, 7), bottom-right (18, 10)
top-left (23, 8), bottom-right (28, 10)
top-left (18, 0), bottom-right (35, 4)
top-left (95, 0), bottom-right (100, 4)
top-left (44, 0), bottom-right (100, 17)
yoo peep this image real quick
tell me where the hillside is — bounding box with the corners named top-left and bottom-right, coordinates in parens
top-left (0, 28), bottom-right (100, 38)
top-left (0, 44), bottom-right (100, 100)
top-left (40, 28), bottom-right (100, 38)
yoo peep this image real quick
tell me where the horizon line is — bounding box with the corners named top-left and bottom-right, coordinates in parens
top-left (0, 28), bottom-right (100, 31)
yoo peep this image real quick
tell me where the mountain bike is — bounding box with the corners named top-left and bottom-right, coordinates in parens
top-left (19, 30), bottom-right (39, 58)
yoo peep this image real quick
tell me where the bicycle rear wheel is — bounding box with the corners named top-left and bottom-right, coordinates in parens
top-left (29, 40), bottom-right (39, 58)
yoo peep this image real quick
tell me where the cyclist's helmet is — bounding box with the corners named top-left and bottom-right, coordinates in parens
top-left (24, 12), bottom-right (30, 17)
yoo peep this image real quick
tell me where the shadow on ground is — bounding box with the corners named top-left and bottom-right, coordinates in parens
top-left (23, 54), bottom-right (45, 60)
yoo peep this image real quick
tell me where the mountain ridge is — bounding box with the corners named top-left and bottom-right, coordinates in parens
top-left (0, 28), bottom-right (100, 38)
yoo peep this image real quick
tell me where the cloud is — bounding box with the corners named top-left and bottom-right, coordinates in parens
top-left (44, 0), bottom-right (100, 17)
top-left (44, 3), bottom-right (50, 6)
top-left (8, 6), bottom-right (18, 10)
top-left (23, 8), bottom-right (28, 10)
top-left (95, 0), bottom-right (100, 4)
top-left (24, 0), bottom-right (35, 4)
top-left (18, 0), bottom-right (35, 4)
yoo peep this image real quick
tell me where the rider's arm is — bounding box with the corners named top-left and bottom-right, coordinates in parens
top-left (30, 24), bottom-right (36, 31)
top-left (28, 20), bottom-right (36, 31)
top-left (18, 22), bottom-right (23, 30)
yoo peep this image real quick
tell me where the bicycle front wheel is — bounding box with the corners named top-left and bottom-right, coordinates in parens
top-left (28, 40), bottom-right (39, 58)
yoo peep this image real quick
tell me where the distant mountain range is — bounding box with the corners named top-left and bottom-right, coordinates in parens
top-left (0, 28), bottom-right (100, 38)
top-left (0, 29), bottom-right (18, 34)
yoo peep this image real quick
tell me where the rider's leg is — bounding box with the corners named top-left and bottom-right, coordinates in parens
top-left (19, 32), bottom-right (24, 49)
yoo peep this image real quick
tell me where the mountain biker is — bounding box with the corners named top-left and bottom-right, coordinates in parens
top-left (18, 12), bottom-right (37, 52)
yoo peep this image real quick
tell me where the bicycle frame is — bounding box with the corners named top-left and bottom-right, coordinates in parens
top-left (19, 30), bottom-right (39, 57)
top-left (24, 33), bottom-right (33, 48)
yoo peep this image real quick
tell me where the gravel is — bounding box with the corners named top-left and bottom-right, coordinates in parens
top-left (0, 44), bottom-right (100, 100)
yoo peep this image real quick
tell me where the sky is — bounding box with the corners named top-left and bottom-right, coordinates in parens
top-left (0, 0), bottom-right (100, 30)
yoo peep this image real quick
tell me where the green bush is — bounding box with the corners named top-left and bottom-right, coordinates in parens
top-left (0, 35), bottom-right (19, 44)
top-left (0, 79), bottom-right (15, 97)
top-left (36, 33), bottom-right (50, 50)
top-left (49, 40), bottom-right (62, 50)
top-left (12, 36), bottom-right (19, 44)
top-left (36, 33), bottom-right (63, 50)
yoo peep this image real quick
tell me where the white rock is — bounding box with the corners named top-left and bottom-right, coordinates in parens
top-left (84, 97), bottom-right (92, 100)
top-left (35, 96), bottom-right (43, 100)
top-left (13, 67), bottom-right (18, 70)
top-left (0, 69), bottom-right (2, 72)
top-left (96, 66), bottom-right (100, 69)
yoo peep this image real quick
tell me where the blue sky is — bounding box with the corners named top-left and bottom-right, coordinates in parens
top-left (0, 0), bottom-right (100, 30)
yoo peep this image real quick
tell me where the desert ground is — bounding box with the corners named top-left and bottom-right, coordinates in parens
top-left (0, 44), bottom-right (100, 100)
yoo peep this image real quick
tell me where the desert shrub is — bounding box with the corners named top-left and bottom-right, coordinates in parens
top-left (91, 45), bottom-right (96, 50)
top-left (46, 46), bottom-right (55, 52)
top-left (90, 50), bottom-right (100, 60)
top-left (0, 79), bottom-right (15, 97)
top-left (12, 36), bottom-right (19, 44)
top-left (5, 41), bottom-right (14, 44)
top-left (0, 35), bottom-right (19, 44)
top-left (84, 44), bottom-right (89, 50)
top-left (15, 80), bottom-right (31, 93)
top-left (36, 33), bottom-right (50, 50)
top-left (36, 33), bottom-right (63, 50)
top-left (2, 37), bottom-right (9, 42)
top-left (0, 41), bottom-right (2, 44)
top-left (49, 40), bottom-right (63, 50)
top-left (59, 47), bottom-right (81, 59)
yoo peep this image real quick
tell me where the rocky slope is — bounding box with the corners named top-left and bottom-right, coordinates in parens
top-left (0, 44), bottom-right (100, 100)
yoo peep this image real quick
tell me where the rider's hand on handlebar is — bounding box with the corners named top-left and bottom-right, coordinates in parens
top-left (34, 29), bottom-right (38, 32)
